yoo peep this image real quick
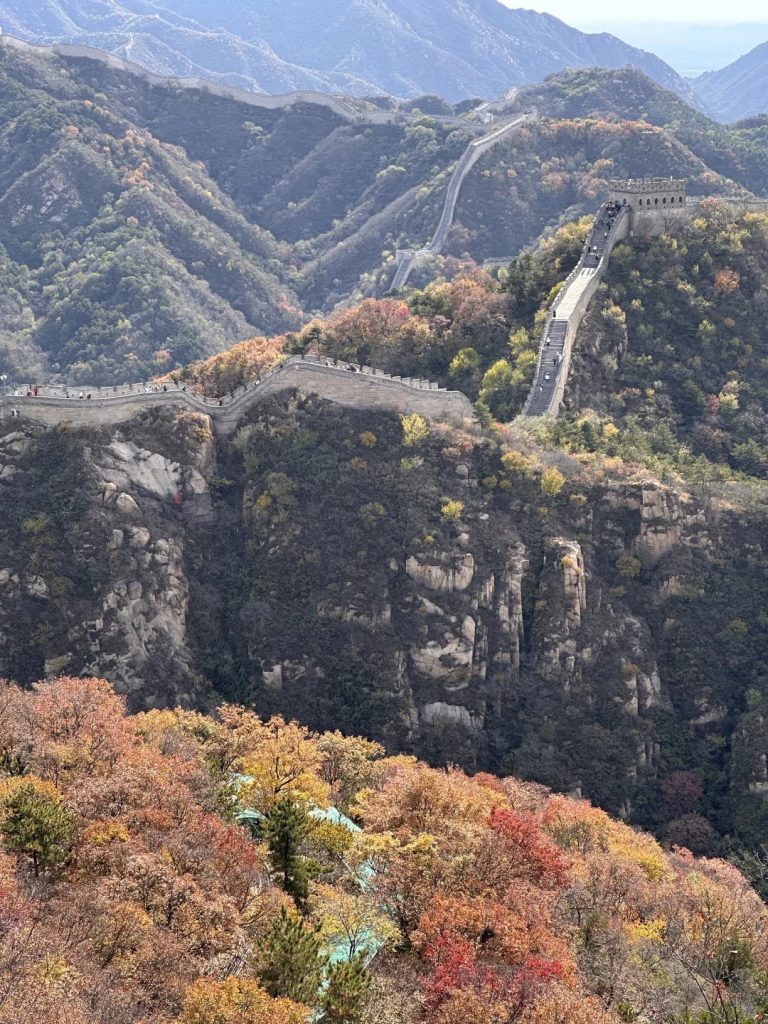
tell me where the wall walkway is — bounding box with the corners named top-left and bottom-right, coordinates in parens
top-left (522, 203), bottom-right (630, 417)
top-left (390, 113), bottom-right (531, 291)
top-left (0, 356), bottom-right (474, 435)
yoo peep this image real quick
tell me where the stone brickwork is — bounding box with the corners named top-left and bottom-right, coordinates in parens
top-left (0, 356), bottom-right (475, 434)
top-left (659, 195), bottom-right (768, 237)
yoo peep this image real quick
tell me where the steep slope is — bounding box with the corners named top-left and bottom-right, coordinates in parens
top-left (0, 0), bottom-right (702, 103)
top-left (2, 351), bottom-right (768, 856)
top-left (561, 206), bottom-right (768, 482)
top-left (693, 39), bottom-right (768, 123)
top-left (0, 39), bottom-right (474, 381)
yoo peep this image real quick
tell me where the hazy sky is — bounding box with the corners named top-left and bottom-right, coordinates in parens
top-left (514, 0), bottom-right (766, 23)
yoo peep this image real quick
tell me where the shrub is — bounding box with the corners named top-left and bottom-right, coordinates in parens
top-left (401, 414), bottom-right (429, 447)
top-left (359, 432), bottom-right (377, 448)
top-left (616, 555), bottom-right (642, 579)
top-left (1, 783), bottom-right (76, 876)
top-left (177, 977), bottom-right (310, 1024)
top-left (540, 468), bottom-right (566, 496)
top-left (359, 503), bottom-right (386, 528)
top-left (728, 618), bottom-right (749, 637)
top-left (501, 450), bottom-right (535, 476)
top-left (448, 348), bottom-right (480, 378)
top-left (440, 500), bottom-right (464, 524)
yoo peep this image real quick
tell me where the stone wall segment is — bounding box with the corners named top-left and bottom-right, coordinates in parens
top-left (0, 357), bottom-right (475, 435)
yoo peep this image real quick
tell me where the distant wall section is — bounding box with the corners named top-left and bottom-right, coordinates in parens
top-left (0, 35), bottom-right (487, 128)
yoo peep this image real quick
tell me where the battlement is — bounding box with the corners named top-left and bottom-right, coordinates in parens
top-left (0, 355), bottom-right (475, 435)
top-left (609, 178), bottom-right (686, 195)
top-left (608, 177), bottom-right (687, 212)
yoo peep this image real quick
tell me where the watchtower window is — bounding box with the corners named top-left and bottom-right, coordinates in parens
top-left (655, 198), bottom-right (659, 205)
top-left (670, 196), bottom-right (675, 204)
top-left (663, 197), bottom-right (667, 204)
top-left (680, 196), bottom-right (683, 203)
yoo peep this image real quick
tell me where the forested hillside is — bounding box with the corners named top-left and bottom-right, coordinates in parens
top-left (4, 36), bottom-right (768, 876)
top-left (1, 45), bottom-right (768, 384)
top-left (560, 204), bottom-right (768, 480)
top-left (7, 8), bottom-right (768, 1023)
top-left (3, 674), bottom-right (768, 1024)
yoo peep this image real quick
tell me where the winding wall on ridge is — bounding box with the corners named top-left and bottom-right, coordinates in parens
top-left (1, 356), bottom-right (474, 435)
top-left (0, 35), bottom-right (486, 128)
top-left (390, 113), bottom-right (531, 291)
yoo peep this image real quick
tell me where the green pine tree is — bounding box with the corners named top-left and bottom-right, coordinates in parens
top-left (256, 906), bottom-right (326, 1006)
top-left (321, 953), bottom-right (371, 1023)
top-left (1, 783), bottom-right (76, 875)
top-left (264, 797), bottom-right (313, 910)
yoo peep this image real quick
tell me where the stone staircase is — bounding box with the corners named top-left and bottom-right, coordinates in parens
top-left (522, 202), bottom-right (631, 418)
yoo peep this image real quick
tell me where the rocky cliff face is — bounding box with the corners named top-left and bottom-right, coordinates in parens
top-left (3, 394), bottom-right (768, 846)
top-left (0, 410), bottom-right (215, 707)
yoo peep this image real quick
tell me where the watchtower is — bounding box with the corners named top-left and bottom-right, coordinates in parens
top-left (608, 177), bottom-right (686, 212)
top-left (607, 178), bottom-right (687, 234)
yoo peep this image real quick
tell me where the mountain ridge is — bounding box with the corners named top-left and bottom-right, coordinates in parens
top-left (0, 0), bottom-right (704, 105)
top-left (693, 39), bottom-right (768, 122)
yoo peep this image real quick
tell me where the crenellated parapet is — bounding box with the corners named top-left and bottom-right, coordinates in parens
top-left (608, 177), bottom-right (687, 210)
top-left (0, 355), bottom-right (475, 434)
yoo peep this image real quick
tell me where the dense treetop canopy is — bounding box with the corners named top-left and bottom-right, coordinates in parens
top-left (1, 674), bottom-right (767, 1022)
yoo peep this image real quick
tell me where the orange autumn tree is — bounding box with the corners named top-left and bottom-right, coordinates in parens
top-left (168, 334), bottom-right (284, 394)
top-left (174, 977), bottom-right (309, 1024)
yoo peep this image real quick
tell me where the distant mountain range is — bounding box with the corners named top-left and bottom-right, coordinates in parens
top-left (0, 0), bottom-right (702, 104)
top-left (692, 40), bottom-right (768, 122)
top-left (579, 20), bottom-right (768, 79)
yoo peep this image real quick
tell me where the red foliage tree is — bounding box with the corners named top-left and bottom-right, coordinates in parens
top-left (488, 807), bottom-right (569, 889)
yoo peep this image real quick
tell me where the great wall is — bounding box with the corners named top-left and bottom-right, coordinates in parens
top-left (523, 198), bottom-right (631, 417)
top-left (390, 113), bottom-right (532, 291)
top-left (0, 355), bottom-right (475, 434)
top-left (7, 179), bottom-right (768, 433)
top-left (0, 34), bottom-right (495, 130)
top-left (522, 179), bottom-right (768, 418)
